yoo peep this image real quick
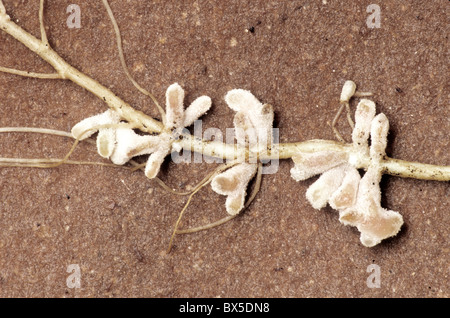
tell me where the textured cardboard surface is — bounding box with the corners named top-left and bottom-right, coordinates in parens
top-left (0, 1), bottom-right (448, 297)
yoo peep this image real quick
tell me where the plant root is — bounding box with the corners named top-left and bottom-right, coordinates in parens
top-left (174, 163), bottom-right (263, 236)
top-left (166, 160), bottom-right (240, 252)
top-left (101, 0), bottom-right (166, 124)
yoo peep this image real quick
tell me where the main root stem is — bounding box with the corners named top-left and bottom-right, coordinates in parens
top-left (0, 8), bottom-right (448, 181)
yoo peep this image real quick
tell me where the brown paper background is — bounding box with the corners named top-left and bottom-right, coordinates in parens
top-left (0, 0), bottom-right (448, 297)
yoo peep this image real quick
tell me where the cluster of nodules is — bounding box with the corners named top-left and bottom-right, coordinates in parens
top-left (72, 80), bottom-right (403, 247)
top-left (72, 83), bottom-right (211, 179)
top-left (71, 84), bottom-right (274, 216)
top-left (290, 81), bottom-right (403, 247)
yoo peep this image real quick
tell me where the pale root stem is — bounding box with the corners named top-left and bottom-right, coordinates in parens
top-left (0, 127), bottom-right (448, 182)
top-left (130, 162), bottom-right (196, 196)
top-left (354, 91), bottom-right (374, 98)
top-left (177, 164), bottom-right (235, 196)
top-left (125, 159), bottom-right (193, 195)
top-left (39, 0), bottom-right (48, 46)
top-left (153, 177), bottom-right (193, 196)
top-left (101, 0), bottom-right (166, 125)
top-left (345, 102), bottom-right (354, 129)
top-left (0, 6), bottom-right (448, 183)
top-left (0, 127), bottom-right (72, 137)
top-left (332, 90), bottom-right (373, 142)
top-left (332, 101), bottom-right (354, 142)
top-left (176, 215), bottom-right (238, 234)
top-left (332, 103), bottom-right (346, 143)
top-left (245, 162), bottom-right (263, 209)
top-left (0, 11), bottom-right (163, 133)
top-left (0, 126), bottom-right (82, 168)
top-left (176, 162), bottom-right (263, 234)
top-left (0, 66), bottom-right (61, 79)
top-left (129, 161), bottom-right (147, 173)
top-left (36, 137), bottom-right (80, 168)
top-left (0, 125), bottom-right (133, 169)
top-left (0, 134), bottom-right (79, 169)
top-left (166, 187), bottom-right (204, 253)
top-left (0, 157), bottom-right (128, 169)
top-left (167, 160), bottom-right (240, 252)
top-left (129, 159), bottom-right (225, 197)
top-left (380, 158), bottom-right (450, 181)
